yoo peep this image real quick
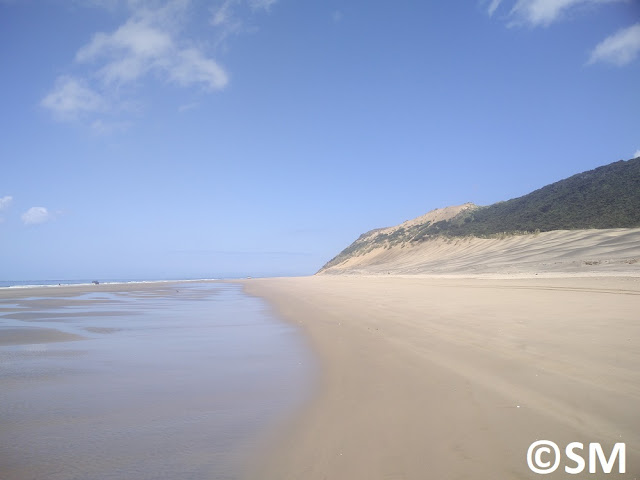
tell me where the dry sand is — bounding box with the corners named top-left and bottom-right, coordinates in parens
top-left (242, 275), bottom-right (640, 480)
top-left (321, 228), bottom-right (640, 276)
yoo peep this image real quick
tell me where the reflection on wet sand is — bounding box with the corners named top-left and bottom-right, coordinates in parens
top-left (0, 282), bottom-right (312, 480)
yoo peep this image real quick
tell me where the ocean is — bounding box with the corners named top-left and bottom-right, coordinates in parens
top-left (0, 282), bottom-right (312, 480)
top-left (0, 278), bottom-right (219, 289)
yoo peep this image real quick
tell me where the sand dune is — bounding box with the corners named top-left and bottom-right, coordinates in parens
top-left (377, 203), bottom-right (477, 234)
top-left (320, 228), bottom-right (640, 276)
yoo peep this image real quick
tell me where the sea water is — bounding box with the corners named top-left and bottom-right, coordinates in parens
top-left (0, 278), bottom-right (216, 288)
top-left (0, 282), bottom-right (312, 480)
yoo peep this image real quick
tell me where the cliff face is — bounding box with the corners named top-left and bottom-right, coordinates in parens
top-left (318, 157), bottom-right (640, 276)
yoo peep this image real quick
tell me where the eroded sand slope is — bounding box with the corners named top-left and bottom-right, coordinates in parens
top-left (320, 228), bottom-right (640, 276)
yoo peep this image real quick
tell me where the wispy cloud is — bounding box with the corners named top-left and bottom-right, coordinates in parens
top-left (75, 11), bottom-right (228, 90)
top-left (484, 0), bottom-right (638, 66)
top-left (505, 0), bottom-right (624, 27)
top-left (634, 149), bottom-right (640, 158)
top-left (588, 22), bottom-right (640, 66)
top-left (41, 0), bottom-right (276, 128)
top-left (0, 195), bottom-right (12, 223)
top-left (0, 196), bottom-right (12, 211)
top-left (21, 207), bottom-right (55, 226)
top-left (332, 10), bottom-right (343, 23)
top-left (76, 19), bottom-right (173, 84)
top-left (487, 0), bottom-right (503, 17)
top-left (41, 76), bottom-right (106, 120)
top-left (210, 0), bottom-right (277, 47)
top-left (169, 48), bottom-right (228, 89)
top-left (485, 0), bottom-right (627, 27)
top-left (211, 0), bottom-right (244, 48)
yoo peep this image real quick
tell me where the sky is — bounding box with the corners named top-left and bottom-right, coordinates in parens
top-left (1, 0), bottom-right (639, 280)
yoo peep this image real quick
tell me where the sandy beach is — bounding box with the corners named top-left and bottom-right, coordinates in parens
top-left (243, 275), bottom-right (640, 479)
top-left (2, 276), bottom-right (638, 479)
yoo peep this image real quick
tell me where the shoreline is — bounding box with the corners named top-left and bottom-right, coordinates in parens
top-left (0, 279), bottom-right (224, 300)
top-left (0, 281), bottom-right (310, 480)
top-left (0, 278), bottom-right (222, 292)
top-left (241, 275), bottom-right (640, 479)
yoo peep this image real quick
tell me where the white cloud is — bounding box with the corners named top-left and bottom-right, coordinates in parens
top-left (508, 0), bottom-right (582, 27)
top-left (487, 0), bottom-right (503, 16)
top-left (210, 0), bottom-right (278, 46)
top-left (210, 0), bottom-right (244, 47)
top-left (485, 0), bottom-right (638, 66)
top-left (42, 0), bottom-right (277, 127)
top-left (0, 195), bottom-right (12, 223)
top-left (22, 207), bottom-right (54, 226)
top-left (77, 18), bottom-right (173, 62)
top-left (502, 0), bottom-right (626, 27)
top-left (75, 12), bottom-right (228, 90)
top-left (0, 196), bottom-right (12, 211)
top-left (634, 149), bottom-right (640, 158)
top-left (212, 0), bottom-right (234, 26)
top-left (588, 22), bottom-right (640, 66)
top-left (41, 76), bottom-right (106, 120)
top-left (170, 48), bottom-right (228, 89)
top-left (42, 0), bottom-right (233, 126)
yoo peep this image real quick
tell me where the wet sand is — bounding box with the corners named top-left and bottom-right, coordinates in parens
top-left (0, 280), bottom-right (199, 300)
top-left (0, 282), bottom-right (311, 480)
top-left (0, 281), bottom-right (218, 345)
top-left (242, 275), bottom-right (640, 480)
top-left (0, 327), bottom-right (85, 346)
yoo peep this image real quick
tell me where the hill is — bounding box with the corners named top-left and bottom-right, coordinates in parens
top-left (318, 157), bottom-right (640, 275)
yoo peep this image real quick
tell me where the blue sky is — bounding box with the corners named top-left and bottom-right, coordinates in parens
top-left (1, 0), bottom-right (639, 280)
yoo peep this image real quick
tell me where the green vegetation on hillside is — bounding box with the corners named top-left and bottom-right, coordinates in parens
top-left (319, 157), bottom-right (640, 272)
top-left (430, 158), bottom-right (640, 236)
